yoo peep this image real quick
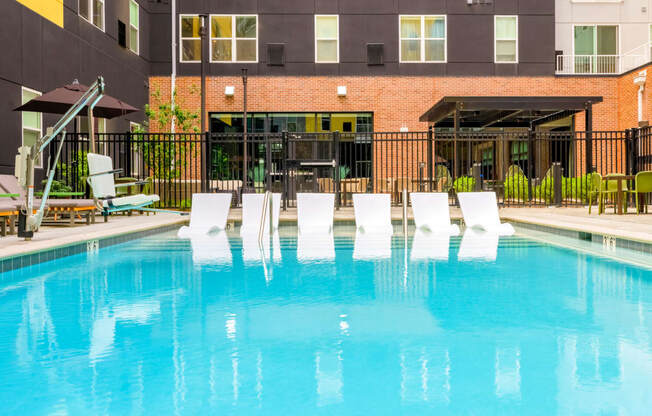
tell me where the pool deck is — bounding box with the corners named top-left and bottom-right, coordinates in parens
top-left (1, 206), bottom-right (651, 262)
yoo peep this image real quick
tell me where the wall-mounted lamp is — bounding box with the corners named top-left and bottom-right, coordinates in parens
top-left (400, 126), bottom-right (409, 132)
top-left (337, 86), bottom-right (347, 96)
top-left (225, 86), bottom-right (235, 96)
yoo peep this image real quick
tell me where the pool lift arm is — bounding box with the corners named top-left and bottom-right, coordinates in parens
top-left (15, 76), bottom-right (105, 240)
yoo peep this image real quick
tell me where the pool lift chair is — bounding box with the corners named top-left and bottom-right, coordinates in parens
top-left (14, 77), bottom-right (106, 240)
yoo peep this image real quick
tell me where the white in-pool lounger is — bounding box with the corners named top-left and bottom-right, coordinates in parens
top-left (296, 193), bottom-right (336, 261)
top-left (457, 228), bottom-right (500, 261)
top-left (410, 192), bottom-right (460, 235)
top-left (457, 192), bottom-right (514, 236)
top-left (353, 194), bottom-right (393, 235)
top-left (177, 193), bottom-right (232, 238)
top-left (240, 193), bottom-right (281, 236)
top-left (87, 153), bottom-right (160, 218)
top-left (297, 193), bottom-right (335, 234)
top-left (352, 194), bottom-right (393, 260)
top-left (410, 229), bottom-right (451, 261)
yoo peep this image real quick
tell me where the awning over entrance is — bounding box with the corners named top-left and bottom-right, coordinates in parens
top-left (419, 96), bottom-right (603, 129)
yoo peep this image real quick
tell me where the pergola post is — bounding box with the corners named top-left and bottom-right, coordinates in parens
top-left (453, 104), bottom-right (460, 178)
top-left (585, 103), bottom-right (593, 173)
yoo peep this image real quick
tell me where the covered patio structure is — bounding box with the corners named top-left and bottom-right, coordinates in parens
top-left (419, 96), bottom-right (604, 180)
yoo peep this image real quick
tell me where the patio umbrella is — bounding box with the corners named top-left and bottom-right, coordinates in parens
top-left (14, 79), bottom-right (138, 119)
top-left (14, 79), bottom-right (139, 152)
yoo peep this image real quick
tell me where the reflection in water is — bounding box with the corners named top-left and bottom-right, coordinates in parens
top-left (495, 347), bottom-right (521, 399)
top-left (297, 232), bottom-right (335, 262)
top-left (457, 228), bottom-right (500, 261)
top-left (242, 232), bottom-right (282, 263)
top-left (3, 231), bottom-right (652, 414)
top-left (316, 350), bottom-right (343, 406)
top-left (410, 229), bottom-right (450, 261)
top-left (190, 231), bottom-right (232, 265)
top-left (353, 229), bottom-right (392, 260)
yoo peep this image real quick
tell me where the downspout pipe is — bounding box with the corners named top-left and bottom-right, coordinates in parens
top-left (634, 70), bottom-right (647, 125)
top-left (170, 0), bottom-right (176, 133)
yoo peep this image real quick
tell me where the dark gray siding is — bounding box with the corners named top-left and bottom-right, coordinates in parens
top-left (161, 0), bottom-right (554, 77)
top-left (0, 0), bottom-right (152, 173)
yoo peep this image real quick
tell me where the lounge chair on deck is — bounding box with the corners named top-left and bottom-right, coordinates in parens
top-left (458, 228), bottom-right (500, 261)
top-left (410, 192), bottom-right (460, 235)
top-left (0, 174), bottom-right (96, 225)
top-left (457, 192), bottom-right (514, 236)
top-left (86, 153), bottom-right (160, 221)
top-left (297, 193), bottom-right (335, 234)
top-left (240, 193), bottom-right (281, 236)
top-left (352, 194), bottom-right (394, 235)
top-left (177, 193), bottom-right (232, 238)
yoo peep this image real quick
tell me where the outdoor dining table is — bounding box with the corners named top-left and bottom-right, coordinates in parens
top-left (604, 174), bottom-right (635, 215)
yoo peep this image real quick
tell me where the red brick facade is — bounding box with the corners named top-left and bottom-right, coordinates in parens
top-left (150, 66), bottom-right (652, 133)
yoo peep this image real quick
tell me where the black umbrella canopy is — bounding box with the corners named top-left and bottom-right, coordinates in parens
top-left (13, 80), bottom-right (139, 119)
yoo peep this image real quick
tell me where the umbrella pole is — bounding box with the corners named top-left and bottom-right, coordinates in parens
top-left (89, 106), bottom-right (95, 153)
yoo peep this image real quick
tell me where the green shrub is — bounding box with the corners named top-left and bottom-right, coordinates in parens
top-left (562, 174), bottom-right (592, 203)
top-left (504, 172), bottom-right (529, 200)
top-left (40, 179), bottom-right (72, 193)
top-left (533, 176), bottom-right (555, 203)
top-left (57, 150), bottom-right (88, 191)
top-left (454, 176), bottom-right (475, 193)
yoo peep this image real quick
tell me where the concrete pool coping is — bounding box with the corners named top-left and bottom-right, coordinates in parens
top-left (1, 207), bottom-right (651, 272)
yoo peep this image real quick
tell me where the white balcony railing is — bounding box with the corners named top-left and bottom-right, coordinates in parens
top-left (556, 42), bottom-right (652, 75)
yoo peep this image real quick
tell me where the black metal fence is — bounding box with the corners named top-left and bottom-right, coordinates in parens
top-left (47, 128), bottom-right (651, 209)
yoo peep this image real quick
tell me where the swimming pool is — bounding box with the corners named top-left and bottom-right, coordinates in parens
top-left (1, 227), bottom-right (651, 415)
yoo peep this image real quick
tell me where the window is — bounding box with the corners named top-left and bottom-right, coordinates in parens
top-left (399, 15), bottom-right (446, 62)
top-left (21, 87), bottom-right (42, 168)
top-left (573, 25), bottom-right (618, 73)
top-left (180, 15), bottom-right (202, 62)
top-left (495, 16), bottom-right (517, 63)
top-left (315, 15), bottom-right (339, 63)
top-left (79, 0), bottom-right (104, 31)
top-left (210, 15), bottom-right (258, 62)
top-left (129, 0), bottom-right (139, 54)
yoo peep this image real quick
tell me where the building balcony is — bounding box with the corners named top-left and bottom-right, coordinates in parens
top-left (556, 43), bottom-right (651, 75)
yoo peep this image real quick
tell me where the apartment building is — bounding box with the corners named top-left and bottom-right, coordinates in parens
top-left (0, 0), bottom-right (150, 173)
top-left (556, 0), bottom-right (652, 74)
top-left (3, 0), bottom-right (652, 175)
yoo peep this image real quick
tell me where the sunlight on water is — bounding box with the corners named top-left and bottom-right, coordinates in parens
top-left (0, 228), bottom-right (651, 415)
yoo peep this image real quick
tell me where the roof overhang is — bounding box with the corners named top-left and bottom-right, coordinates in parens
top-left (419, 96), bottom-right (603, 128)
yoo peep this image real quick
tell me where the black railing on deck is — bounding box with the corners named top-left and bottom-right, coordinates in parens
top-left (46, 128), bottom-right (650, 209)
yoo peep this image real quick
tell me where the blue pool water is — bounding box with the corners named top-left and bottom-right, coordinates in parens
top-left (1, 228), bottom-right (652, 415)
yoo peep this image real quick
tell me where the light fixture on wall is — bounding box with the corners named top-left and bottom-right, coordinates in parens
top-left (337, 86), bottom-right (347, 96)
top-left (225, 86), bottom-right (235, 96)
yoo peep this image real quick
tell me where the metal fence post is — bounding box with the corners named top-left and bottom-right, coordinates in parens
top-left (630, 128), bottom-right (639, 175)
top-left (552, 162), bottom-right (562, 206)
top-left (527, 128), bottom-right (535, 205)
top-left (472, 163), bottom-right (482, 191)
top-left (282, 131), bottom-right (288, 211)
top-left (265, 133), bottom-right (272, 192)
top-left (427, 126), bottom-right (434, 191)
top-left (334, 131), bottom-right (341, 210)
top-left (202, 131), bottom-right (209, 193)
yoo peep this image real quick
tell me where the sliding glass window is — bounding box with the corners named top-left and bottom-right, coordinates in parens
top-left (573, 25), bottom-right (618, 73)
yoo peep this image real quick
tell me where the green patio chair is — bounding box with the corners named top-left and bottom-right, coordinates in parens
top-left (625, 171), bottom-right (652, 214)
top-left (587, 172), bottom-right (602, 214)
top-left (593, 173), bottom-right (628, 215)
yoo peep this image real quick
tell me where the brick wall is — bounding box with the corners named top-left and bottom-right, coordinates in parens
top-left (149, 75), bottom-right (632, 133)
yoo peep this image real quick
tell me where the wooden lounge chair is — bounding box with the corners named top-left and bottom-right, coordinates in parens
top-left (0, 203), bottom-right (18, 236)
top-left (0, 174), bottom-right (96, 225)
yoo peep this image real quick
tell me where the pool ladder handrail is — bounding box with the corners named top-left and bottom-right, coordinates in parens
top-left (258, 191), bottom-right (272, 245)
